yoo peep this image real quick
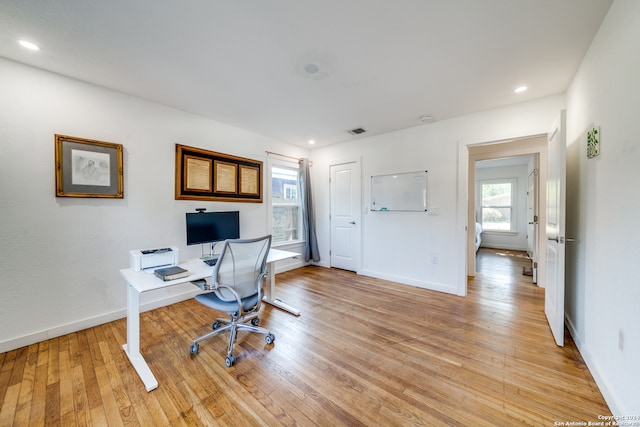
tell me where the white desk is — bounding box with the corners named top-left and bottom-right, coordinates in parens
top-left (120, 248), bottom-right (299, 392)
top-left (262, 249), bottom-right (302, 316)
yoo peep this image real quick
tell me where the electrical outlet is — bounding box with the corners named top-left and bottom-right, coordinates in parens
top-left (431, 254), bottom-right (439, 264)
top-left (618, 329), bottom-right (624, 352)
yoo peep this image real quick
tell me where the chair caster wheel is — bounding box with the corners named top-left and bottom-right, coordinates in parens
top-left (212, 321), bottom-right (221, 330)
top-left (265, 333), bottom-right (275, 345)
top-left (225, 354), bottom-right (236, 367)
top-left (251, 318), bottom-right (260, 326)
top-left (190, 343), bottom-right (199, 356)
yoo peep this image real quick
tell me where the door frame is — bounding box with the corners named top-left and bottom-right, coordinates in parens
top-left (329, 157), bottom-right (362, 273)
top-left (526, 165), bottom-right (539, 283)
top-left (465, 136), bottom-right (548, 286)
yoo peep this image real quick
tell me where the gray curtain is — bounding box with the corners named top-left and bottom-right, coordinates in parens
top-left (299, 158), bottom-right (320, 262)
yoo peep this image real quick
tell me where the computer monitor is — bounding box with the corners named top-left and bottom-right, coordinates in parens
top-left (185, 211), bottom-right (240, 246)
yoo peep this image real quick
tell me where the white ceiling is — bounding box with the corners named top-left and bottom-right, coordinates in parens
top-left (0, 0), bottom-right (612, 148)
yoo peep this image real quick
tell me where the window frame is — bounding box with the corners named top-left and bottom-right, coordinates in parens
top-left (478, 178), bottom-right (517, 233)
top-left (268, 159), bottom-right (304, 246)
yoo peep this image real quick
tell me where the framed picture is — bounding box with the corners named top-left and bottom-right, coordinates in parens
top-left (54, 134), bottom-right (124, 198)
top-left (239, 165), bottom-right (260, 196)
top-left (184, 155), bottom-right (212, 192)
top-left (175, 144), bottom-right (262, 203)
top-left (214, 160), bottom-right (238, 194)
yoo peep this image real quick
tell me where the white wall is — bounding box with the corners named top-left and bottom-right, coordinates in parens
top-left (316, 124), bottom-right (461, 294)
top-left (475, 163), bottom-right (529, 251)
top-left (0, 58), bottom-right (307, 352)
top-left (310, 95), bottom-right (564, 297)
top-left (565, 0), bottom-right (640, 415)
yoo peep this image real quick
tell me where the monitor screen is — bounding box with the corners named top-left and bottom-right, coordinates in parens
top-left (185, 211), bottom-right (240, 245)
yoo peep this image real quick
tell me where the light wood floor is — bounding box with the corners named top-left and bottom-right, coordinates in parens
top-left (1, 248), bottom-right (610, 426)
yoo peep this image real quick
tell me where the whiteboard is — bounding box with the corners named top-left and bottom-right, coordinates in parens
top-left (371, 171), bottom-right (428, 211)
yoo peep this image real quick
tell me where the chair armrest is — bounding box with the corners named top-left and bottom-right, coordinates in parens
top-left (214, 284), bottom-right (246, 315)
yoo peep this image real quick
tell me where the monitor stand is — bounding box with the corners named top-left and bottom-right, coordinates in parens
top-left (200, 241), bottom-right (219, 265)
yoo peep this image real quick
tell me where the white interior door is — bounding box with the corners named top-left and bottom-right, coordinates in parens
top-left (330, 162), bottom-right (360, 271)
top-left (545, 111), bottom-right (567, 347)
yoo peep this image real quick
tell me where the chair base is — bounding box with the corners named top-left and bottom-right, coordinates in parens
top-left (190, 314), bottom-right (275, 367)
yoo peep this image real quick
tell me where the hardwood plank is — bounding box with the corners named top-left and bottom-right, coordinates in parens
top-left (12, 344), bottom-right (38, 426)
top-left (46, 337), bottom-right (60, 386)
top-left (93, 361), bottom-right (124, 427)
top-left (27, 364), bottom-right (48, 426)
top-left (0, 383), bottom-right (21, 426)
top-left (0, 351), bottom-right (13, 408)
top-left (89, 404), bottom-right (109, 427)
top-left (97, 340), bottom-right (132, 415)
top-left (57, 336), bottom-right (76, 420)
top-left (0, 249), bottom-right (610, 425)
top-left (71, 362), bottom-right (92, 426)
top-left (79, 328), bottom-right (105, 411)
top-left (44, 382), bottom-right (61, 426)
top-left (7, 347), bottom-right (27, 387)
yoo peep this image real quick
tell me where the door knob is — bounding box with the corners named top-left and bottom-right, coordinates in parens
top-left (349, 221), bottom-right (356, 225)
top-left (548, 236), bottom-right (575, 243)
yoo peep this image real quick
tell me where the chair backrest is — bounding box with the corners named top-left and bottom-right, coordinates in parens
top-left (211, 235), bottom-right (271, 301)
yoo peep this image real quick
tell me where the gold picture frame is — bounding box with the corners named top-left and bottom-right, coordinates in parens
top-left (54, 134), bottom-right (124, 198)
top-left (175, 144), bottom-right (262, 203)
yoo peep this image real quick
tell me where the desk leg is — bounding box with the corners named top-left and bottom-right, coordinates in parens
top-left (262, 261), bottom-right (301, 316)
top-left (122, 284), bottom-right (159, 392)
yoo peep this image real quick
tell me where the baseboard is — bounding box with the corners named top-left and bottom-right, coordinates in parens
top-left (479, 243), bottom-right (528, 251)
top-left (359, 269), bottom-right (458, 295)
top-left (0, 308), bottom-right (123, 354)
top-left (565, 316), bottom-right (622, 416)
top-left (312, 260), bottom-right (331, 269)
top-left (0, 288), bottom-right (201, 354)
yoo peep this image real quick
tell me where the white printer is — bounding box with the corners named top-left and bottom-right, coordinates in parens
top-left (129, 246), bottom-right (179, 271)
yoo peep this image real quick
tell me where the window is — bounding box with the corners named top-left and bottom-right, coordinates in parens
top-left (480, 179), bottom-right (516, 232)
top-left (271, 163), bottom-right (302, 244)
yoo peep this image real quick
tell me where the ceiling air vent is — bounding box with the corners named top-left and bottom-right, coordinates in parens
top-left (347, 127), bottom-right (366, 135)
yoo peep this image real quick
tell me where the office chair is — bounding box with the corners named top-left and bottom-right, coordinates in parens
top-left (189, 235), bottom-right (275, 367)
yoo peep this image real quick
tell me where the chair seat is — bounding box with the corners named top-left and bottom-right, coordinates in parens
top-left (195, 287), bottom-right (263, 313)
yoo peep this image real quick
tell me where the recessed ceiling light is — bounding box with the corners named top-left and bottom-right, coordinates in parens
top-left (18, 40), bottom-right (40, 51)
top-left (514, 86), bottom-right (528, 93)
top-left (308, 140), bottom-right (316, 145)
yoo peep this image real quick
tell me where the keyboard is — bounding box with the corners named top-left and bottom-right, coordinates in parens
top-left (202, 258), bottom-right (217, 266)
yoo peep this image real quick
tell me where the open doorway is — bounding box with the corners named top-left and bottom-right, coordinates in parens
top-left (475, 155), bottom-right (538, 283)
top-left (466, 135), bottom-right (548, 288)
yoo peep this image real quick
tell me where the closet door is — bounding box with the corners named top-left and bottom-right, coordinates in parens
top-left (330, 161), bottom-right (360, 272)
